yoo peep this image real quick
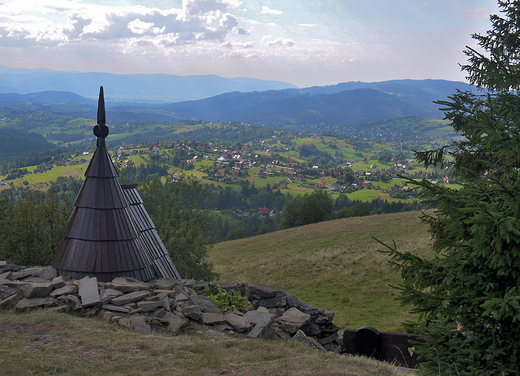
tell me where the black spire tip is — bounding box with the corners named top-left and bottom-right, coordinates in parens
top-left (93, 86), bottom-right (109, 140)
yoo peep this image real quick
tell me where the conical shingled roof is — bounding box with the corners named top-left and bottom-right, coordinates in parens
top-left (52, 87), bottom-right (180, 282)
top-left (122, 184), bottom-right (181, 279)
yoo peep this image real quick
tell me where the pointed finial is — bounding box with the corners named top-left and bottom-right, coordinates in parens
top-left (93, 86), bottom-right (109, 141)
top-left (97, 86), bottom-right (106, 126)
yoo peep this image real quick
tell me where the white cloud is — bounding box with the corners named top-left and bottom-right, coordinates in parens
top-left (267, 38), bottom-right (294, 47)
top-left (260, 6), bottom-right (283, 15)
top-left (0, 0), bottom-right (241, 48)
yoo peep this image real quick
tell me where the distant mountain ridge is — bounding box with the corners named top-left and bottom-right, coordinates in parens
top-left (0, 77), bottom-right (478, 125)
top-left (0, 66), bottom-right (297, 102)
top-left (157, 79), bottom-right (477, 124)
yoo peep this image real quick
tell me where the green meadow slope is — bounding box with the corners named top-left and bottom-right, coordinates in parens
top-left (209, 211), bottom-right (433, 332)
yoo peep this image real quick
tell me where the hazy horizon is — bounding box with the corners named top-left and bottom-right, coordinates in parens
top-left (0, 0), bottom-right (500, 88)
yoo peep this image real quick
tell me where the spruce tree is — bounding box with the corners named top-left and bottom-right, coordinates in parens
top-left (382, 1), bottom-right (520, 374)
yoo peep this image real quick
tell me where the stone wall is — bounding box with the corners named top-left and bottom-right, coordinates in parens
top-left (0, 263), bottom-right (342, 353)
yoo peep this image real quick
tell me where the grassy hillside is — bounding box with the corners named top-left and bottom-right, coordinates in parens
top-left (209, 211), bottom-right (432, 332)
top-left (0, 310), bottom-right (403, 376)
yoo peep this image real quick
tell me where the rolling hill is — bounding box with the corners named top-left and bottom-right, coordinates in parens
top-left (209, 210), bottom-right (433, 332)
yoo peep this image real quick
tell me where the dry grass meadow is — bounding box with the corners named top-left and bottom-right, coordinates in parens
top-left (0, 309), bottom-right (405, 376)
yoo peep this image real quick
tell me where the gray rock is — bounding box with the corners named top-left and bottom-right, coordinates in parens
top-left (314, 311), bottom-right (335, 325)
top-left (278, 307), bottom-right (311, 334)
top-left (188, 295), bottom-right (221, 314)
top-left (175, 292), bottom-right (189, 302)
top-left (155, 291), bottom-right (171, 311)
top-left (20, 282), bottom-right (53, 299)
top-left (111, 290), bottom-right (150, 306)
top-left (182, 304), bottom-right (202, 321)
top-left (302, 323), bottom-right (322, 336)
top-left (19, 277), bottom-right (50, 284)
top-left (286, 295), bottom-right (324, 316)
top-left (131, 315), bottom-right (147, 326)
top-left (246, 283), bottom-right (284, 299)
top-left (245, 310), bottom-right (276, 338)
top-left (37, 267), bottom-right (57, 281)
top-left (0, 293), bottom-right (22, 308)
top-left (50, 276), bottom-right (69, 289)
top-left (272, 322), bottom-right (291, 340)
top-left (155, 311), bottom-right (186, 332)
top-left (58, 294), bottom-right (82, 310)
top-left (201, 312), bottom-right (226, 325)
top-left (102, 304), bottom-right (130, 313)
top-left (15, 297), bottom-right (50, 309)
top-left (0, 261), bottom-right (5, 266)
top-left (218, 282), bottom-right (244, 295)
top-left (152, 277), bottom-right (179, 290)
top-left (77, 277), bottom-right (100, 306)
top-left (49, 284), bottom-right (78, 298)
top-left (258, 294), bottom-right (287, 308)
top-left (291, 330), bottom-right (326, 352)
top-left (11, 268), bottom-right (39, 280)
top-left (136, 300), bottom-right (167, 311)
top-left (0, 271), bottom-right (12, 280)
top-left (99, 288), bottom-right (124, 303)
top-left (318, 331), bottom-right (339, 346)
top-left (107, 277), bottom-right (149, 292)
top-left (0, 285), bottom-right (21, 300)
top-left (102, 311), bottom-right (113, 322)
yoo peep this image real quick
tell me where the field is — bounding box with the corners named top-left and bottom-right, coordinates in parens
top-left (209, 210), bottom-right (432, 332)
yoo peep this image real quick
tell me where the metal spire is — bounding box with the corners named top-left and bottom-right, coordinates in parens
top-left (93, 86), bottom-right (109, 145)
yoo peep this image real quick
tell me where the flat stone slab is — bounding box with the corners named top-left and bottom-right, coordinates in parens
top-left (11, 269), bottom-right (39, 280)
top-left (155, 312), bottom-right (186, 332)
top-left (20, 282), bottom-right (53, 299)
top-left (102, 304), bottom-right (130, 313)
top-left (183, 305), bottom-right (202, 321)
top-left (137, 300), bottom-right (167, 311)
top-left (15, 297), bottom-right (50, 309)
top-left (245, 310), bottom-right (276, 338)
top-left (201, 313), bottom-right (226, 325)
top-left (188, 295), bottom-right (221, 314)
top-left (111, 290), bottom-right (150, 306)
top-left (107, 277), bottom-right (150, 292)
top-left (225, 313), bottom-right (252, 332)
top-left (152, 277), bottom-right (178, 290)
top-left (37, 267), bottom-right (57, 281)
top-left (77, 277), bottom-right (100, 306)
top-left (1, 292), bottom-right (22, 308)
top-left (49, 284), bottom-right (78, 298)
top-left (246, 283), bottom-right (284, 299)
top-left (277, 307), bottom-right (311, 334)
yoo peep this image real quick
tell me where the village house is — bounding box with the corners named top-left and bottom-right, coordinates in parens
top-left (258, 207), bottom-right (269, 215)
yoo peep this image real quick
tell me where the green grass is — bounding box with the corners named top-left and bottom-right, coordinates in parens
top-left (209, 211), bottom-right (432, 332)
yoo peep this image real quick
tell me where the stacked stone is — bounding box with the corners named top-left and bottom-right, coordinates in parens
top-left (0, 263), bottom-right (342, 353)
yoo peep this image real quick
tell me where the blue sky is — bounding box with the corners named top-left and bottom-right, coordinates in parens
top-left (0, 0), bottom-right (499, 87)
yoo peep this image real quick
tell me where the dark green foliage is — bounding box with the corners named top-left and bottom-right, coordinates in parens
top-left (0, 188), bottom-right (72, 266)
top-left (277, 190), bottom-right (333, 230)
top-left (138, 175), bottom-right (218, 281)
top-left (382, 3), bottom-right (520, 374)
top-left (0, 128), bottom-right (54, 157)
